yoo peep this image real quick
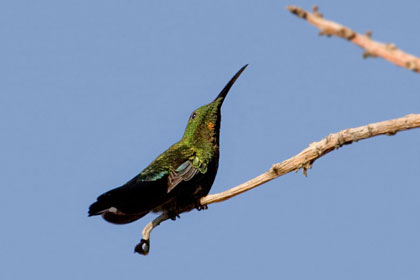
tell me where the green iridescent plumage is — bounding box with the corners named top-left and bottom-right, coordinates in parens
top-left (89, 65), bottom-right (247, 224)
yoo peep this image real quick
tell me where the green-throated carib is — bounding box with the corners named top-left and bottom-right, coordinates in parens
top-left (89, 65), bottom-right (247, 226)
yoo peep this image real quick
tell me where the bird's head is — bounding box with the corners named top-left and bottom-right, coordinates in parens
top-left (182, 64), bottom-right (248, 148)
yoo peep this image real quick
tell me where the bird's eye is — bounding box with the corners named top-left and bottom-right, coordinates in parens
top-left (190, 111), bottom-right (197, 120)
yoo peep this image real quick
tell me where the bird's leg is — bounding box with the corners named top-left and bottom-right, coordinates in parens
top-left (134, 213), bottom-right (170, 255)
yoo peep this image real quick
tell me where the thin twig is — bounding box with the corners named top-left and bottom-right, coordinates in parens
top-left (286, 5), bottom-right (420, 73)
top-left (137, 113), bottom-right (420, 255)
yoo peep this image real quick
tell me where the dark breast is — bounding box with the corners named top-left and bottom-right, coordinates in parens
top-left (154, 153), bottom-right (219, 215)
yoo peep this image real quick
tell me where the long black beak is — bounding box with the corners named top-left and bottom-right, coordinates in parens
top-left (215, 64), bottom-right (248, 102)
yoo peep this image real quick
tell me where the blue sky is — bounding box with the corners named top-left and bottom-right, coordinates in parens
top-left (1, 0), bottom-right (420, 279)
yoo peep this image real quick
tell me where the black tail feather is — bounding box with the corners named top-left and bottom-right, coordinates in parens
top-left (88, 199), bottom-right (108, 216)
top-left (102, 211), bottom-right (148, 224)
top-left (88, 177), bottom-right (168, 223)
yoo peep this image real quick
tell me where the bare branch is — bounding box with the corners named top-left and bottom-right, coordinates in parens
top-left (136, 114), bottom-right (420, 254)
top-left (201, 114), bottom-right (420, 204)
top-left (287, 5), bottom-right (420, 73)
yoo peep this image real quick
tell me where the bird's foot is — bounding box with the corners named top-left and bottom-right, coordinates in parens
top-left (168, 212), bottom-right (180, 221)
top-left (196, 204), bottom-right (208, 211)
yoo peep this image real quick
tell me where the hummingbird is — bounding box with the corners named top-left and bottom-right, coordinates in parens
top-left (88, 65), bottom-right (247, 226)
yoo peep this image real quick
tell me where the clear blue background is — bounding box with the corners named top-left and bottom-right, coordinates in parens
top-left (1, 0), bottom-right (419, 279)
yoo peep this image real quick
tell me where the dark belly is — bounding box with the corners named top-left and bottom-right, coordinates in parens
top-left (153, 156), bottom-right (219, 215)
